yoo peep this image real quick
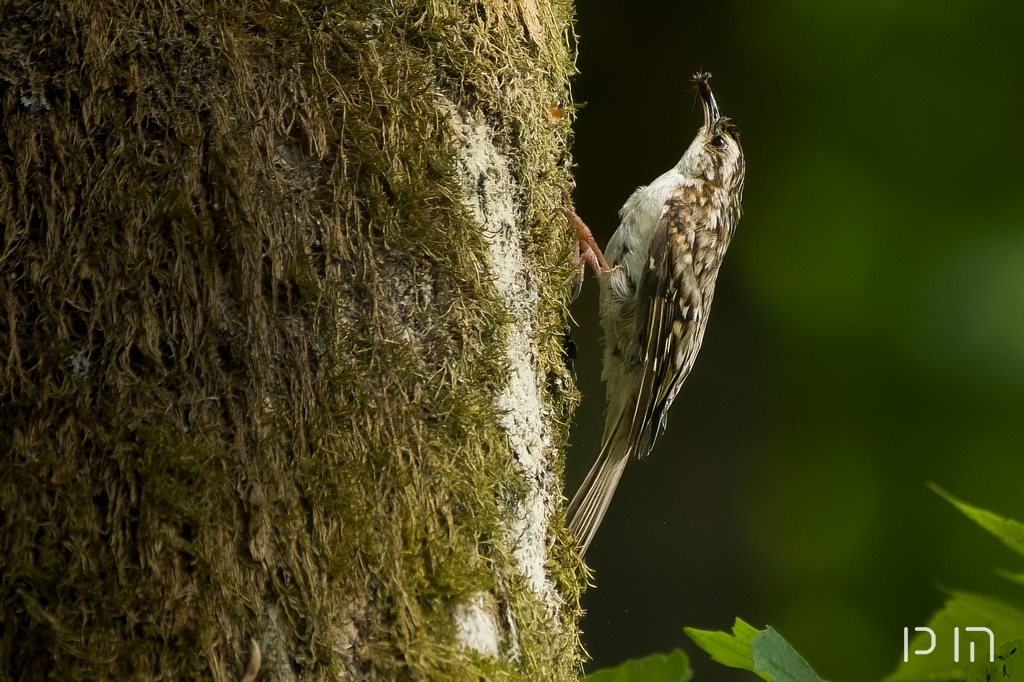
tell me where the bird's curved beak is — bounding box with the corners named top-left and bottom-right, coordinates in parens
top-left (698, 78), bottom-right (720, 129)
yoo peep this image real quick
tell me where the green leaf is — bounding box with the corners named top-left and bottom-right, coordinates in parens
top-left (686, 619), bottom-right (828, 682)
top-left (885, 591), bottom-right (1024, 682)
top-left (583, 649), bottom-right (693, 682)
top-left (684, 618), bottom-right (761, 675)
top-left (967, 638), bottom-right (1024, 682)
top-left (750, 627), bottom-right (830, 682)
top-left (930, 483), bottom-right (1024, 559)
top-left (995, 568), bottom-right (1024, 587)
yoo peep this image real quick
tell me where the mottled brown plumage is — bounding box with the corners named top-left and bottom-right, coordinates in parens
top-left (565, 75), bottom-right (745, 554)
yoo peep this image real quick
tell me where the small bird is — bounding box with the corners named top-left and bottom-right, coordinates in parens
top-left (562, 74), bottom-right (745, 555)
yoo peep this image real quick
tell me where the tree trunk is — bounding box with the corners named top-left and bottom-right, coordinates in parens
top-left (0, 0), bottom-right (582, 679)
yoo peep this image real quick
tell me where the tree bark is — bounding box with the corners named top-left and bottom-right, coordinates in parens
top-left (0, 0), bottom-right (582, 679)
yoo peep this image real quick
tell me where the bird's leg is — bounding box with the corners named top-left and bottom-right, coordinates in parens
top-left (559, 208), bottom-right (611, 275)
top-left (578, 243), bottom-right (602, 277)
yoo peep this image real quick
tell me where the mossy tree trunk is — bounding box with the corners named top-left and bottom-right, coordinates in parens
top-left (0, 0), bottom-right (583, 679)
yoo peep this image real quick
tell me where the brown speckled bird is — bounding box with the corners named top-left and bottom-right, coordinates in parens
top-left (562, 74), bottom-right (745, 555)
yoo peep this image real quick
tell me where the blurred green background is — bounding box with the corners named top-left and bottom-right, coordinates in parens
top-left (566, 2), bottom-right (1024, 680)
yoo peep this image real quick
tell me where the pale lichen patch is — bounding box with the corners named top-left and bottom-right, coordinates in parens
top-left (451, 108), bottom-right (561, 622)
top-left (453, 593), bottom-right (501, 658)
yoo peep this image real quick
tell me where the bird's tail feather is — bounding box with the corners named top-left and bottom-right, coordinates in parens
top-left (566, 436), bottom-right (630, 556)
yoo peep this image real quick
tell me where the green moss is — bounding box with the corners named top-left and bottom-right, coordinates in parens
top-left (0, 0), bottom-right (582, 678)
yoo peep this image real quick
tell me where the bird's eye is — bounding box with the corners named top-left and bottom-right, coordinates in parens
top-left (710, 135), bottom-right (726, 148)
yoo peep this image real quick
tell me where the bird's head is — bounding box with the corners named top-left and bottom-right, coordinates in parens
top-left (677, 74), bottom-right (744, 194)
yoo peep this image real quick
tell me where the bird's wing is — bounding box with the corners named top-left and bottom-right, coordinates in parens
top-left (626, 193), bottom-right (706, 459)
top-left (566, 192), bottom-right (708, 553)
